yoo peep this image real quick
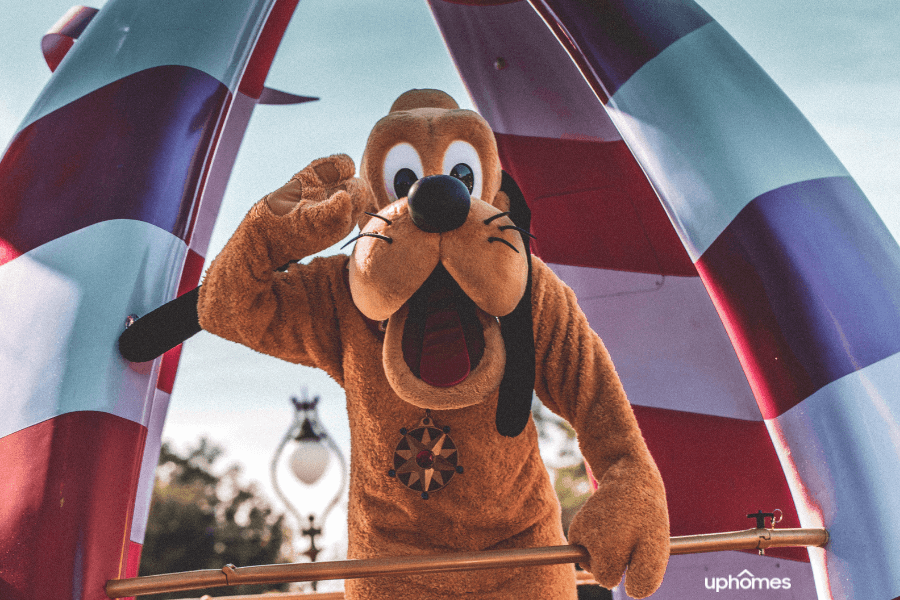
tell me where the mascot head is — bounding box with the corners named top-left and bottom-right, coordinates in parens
top-left (347, 89), bottom-right (535, 436)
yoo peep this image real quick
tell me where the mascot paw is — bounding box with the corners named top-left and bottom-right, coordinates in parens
top-left (264, 154), bottom-right (375, 245)
top-left (567, 476), bottom-right (669, 598)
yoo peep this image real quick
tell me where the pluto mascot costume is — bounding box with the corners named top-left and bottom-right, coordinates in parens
top-left (198, 90), bottom-right (669, 599)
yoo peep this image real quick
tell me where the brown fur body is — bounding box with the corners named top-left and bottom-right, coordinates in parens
top-left (198, 90), bottom-right (668, 599)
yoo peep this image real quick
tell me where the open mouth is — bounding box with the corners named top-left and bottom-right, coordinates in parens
top-left (401, 264), bottom-right (485, 387)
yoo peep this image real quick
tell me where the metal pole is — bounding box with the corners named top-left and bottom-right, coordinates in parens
top-left (106, 527), bottom-right (828, 598)
top-left (170, 593), bottom-right (347, 600)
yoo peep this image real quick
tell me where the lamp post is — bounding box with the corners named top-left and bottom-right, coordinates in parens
top-left (271, 393), bottom-right (348, 590)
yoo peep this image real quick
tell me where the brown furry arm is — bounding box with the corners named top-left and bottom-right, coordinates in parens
top-left (530, 258), bottom-right (669, 599)
top-left (198, 155), bottom-right (373, 379)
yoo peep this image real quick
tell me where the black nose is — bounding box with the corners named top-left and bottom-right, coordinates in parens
top-left (407, 175), bottom-right (471, 233)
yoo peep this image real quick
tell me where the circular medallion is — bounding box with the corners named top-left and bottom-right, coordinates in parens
top-left (391, 415), bottom-right (461, 498)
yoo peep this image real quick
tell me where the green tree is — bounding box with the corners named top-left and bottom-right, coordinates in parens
top-left (532, 401), bottom-right (593, 534)
top-left (138, 438), bottom-right (289, 599)
top-left (532, 402), bottom-right (611, 600)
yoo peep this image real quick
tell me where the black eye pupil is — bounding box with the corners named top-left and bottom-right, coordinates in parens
top-left (449, 163), bottom-right (474, 193)
top-left (393, 168), bottom-right (418, 199)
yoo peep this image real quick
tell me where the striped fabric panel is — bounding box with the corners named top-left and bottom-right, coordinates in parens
top-left (188, 91), bottom-right (259, 255)
top-left (121, 96), bottom-right (242, 555)
top-left (534, 1), bottom-right (900, 594)
top-left (124, 6), bottom-right (306, 554)
top-left (430, 0), bottom-right (694, 275)
top-left (0, 66), bottom-right (229, 262)
top-left (428, 0), bottom-right (621, 141)
top-left (767, 352), bottom-right (900, 600)
top-left (696, 176), bottom-right (900, 418)
top-left (532, 0), bottom-right (713, 98)
top-left (238, 0), bottom-right (301, 99)
top-left (635, 405), bottom-right (805, 561)
top-left (0, 220), bottom-right (186, 439)
top-left (429, 1), bottom-right (695, 275)
top-left (547, 263), bottom-right (802, 559)
top-left (129, 389), bottom-right (172, 546)
top-left (547, 264), bottom-right (758, 420)
top-left (124, 1), bottom-right (308, 559)
top-left (0, 2), bottom-right (305, 597)
top-left (15, 0), bottom-right (276, 135)
top-left (0, 411), bottom-right (146, 600)
top-left (497, 132), bottom-right (694, 275)
top-left (604, 21), bottom-right (849, 261)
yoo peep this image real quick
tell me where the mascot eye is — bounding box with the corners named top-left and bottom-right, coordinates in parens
top-left (449, 163), bottom-right (474, 193)
top-left (442, 141), bottom-right (482, 199)
top-left (383, 142), bottom-right (424, 203)
top-left (393, 168), bottom-right (418, 200)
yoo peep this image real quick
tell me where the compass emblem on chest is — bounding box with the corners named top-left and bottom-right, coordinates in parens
top-left (388, 411), bottom-right (463, 499)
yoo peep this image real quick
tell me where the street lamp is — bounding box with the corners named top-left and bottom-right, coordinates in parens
top-left (271, 393), bottom-right (348, 589)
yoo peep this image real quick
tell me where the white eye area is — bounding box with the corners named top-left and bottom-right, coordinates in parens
top-left (382, 143), bottom-right (424, 202)
top-left (442, 141), bottom-right (483, 200)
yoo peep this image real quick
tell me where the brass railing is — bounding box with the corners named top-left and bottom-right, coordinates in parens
top-left (170, 593), bottom-right (347, 600)
top-left (107, 527), bottom-right (828, 599)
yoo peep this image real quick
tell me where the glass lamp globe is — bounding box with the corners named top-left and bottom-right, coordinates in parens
top-left (289, 439), bottom-right (331, 485)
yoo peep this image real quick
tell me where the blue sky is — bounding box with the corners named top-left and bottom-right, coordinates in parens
top-left (2, 0), bottom-right (899, 551)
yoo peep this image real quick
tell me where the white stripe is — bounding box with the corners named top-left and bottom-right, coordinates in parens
top-left (190, 91), bottom-right (258, 257)
top-left (0, 220), bottom-right (185, 439)
top-left (130, 388), bottom-right (172, 544)
top-left (16, 0), bottom-right (276, 135)
top-left (766, 351), bottom-right (900, 600)
top-left (607, 22), bottom-right (849, 260)
top-left (547, 263), bottom-right (759, 420)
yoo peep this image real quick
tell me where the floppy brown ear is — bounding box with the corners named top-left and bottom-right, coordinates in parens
top-left (495, 170), bottom-right (535, 437)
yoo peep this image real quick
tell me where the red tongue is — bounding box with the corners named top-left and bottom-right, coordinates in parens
top-left (419, 306), bottom-right (471, 387)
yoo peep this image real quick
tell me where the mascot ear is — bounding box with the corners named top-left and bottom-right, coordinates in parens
top-left (496, 171), bottom-right (535, 437)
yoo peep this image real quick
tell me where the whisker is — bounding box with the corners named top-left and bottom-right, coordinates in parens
top-left (488, 236), bottom-right (520, 253)
top-left (341, 232), bottom-right (394, 249)
top-left (483, 212), bottom-right (510, 225)
top-left (498, 225), bottom-right (536, 239)
top-left (365, 212), bottom-right (393, 225)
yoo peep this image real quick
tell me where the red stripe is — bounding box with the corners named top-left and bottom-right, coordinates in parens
top-left (40, 35), bottom-right (74, 72)
top-left (179, 248), bottom-right (206, 296)
top-left (126, 540), bottom-right (143, 578)
top-left (158, 345), bottom-right (184, 394)
top-left (695, 252), bottom-right (812, 420)
top-left (633, 405), bottom-right (807, 561)
top-left (238, 0), bottom-right (301, 99)
top-left (0, 412), bottom-right (147, 599)
top-left (122, 540), bottom-right (143, 600)
top-left (0, 237), bottom-right (20, 265)
top-left (40, 6), bottom-right (99, 72)
top-left (495, 132), bottom-right (695, 276)
top-left (150, 250), bottom-right (203, 393)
